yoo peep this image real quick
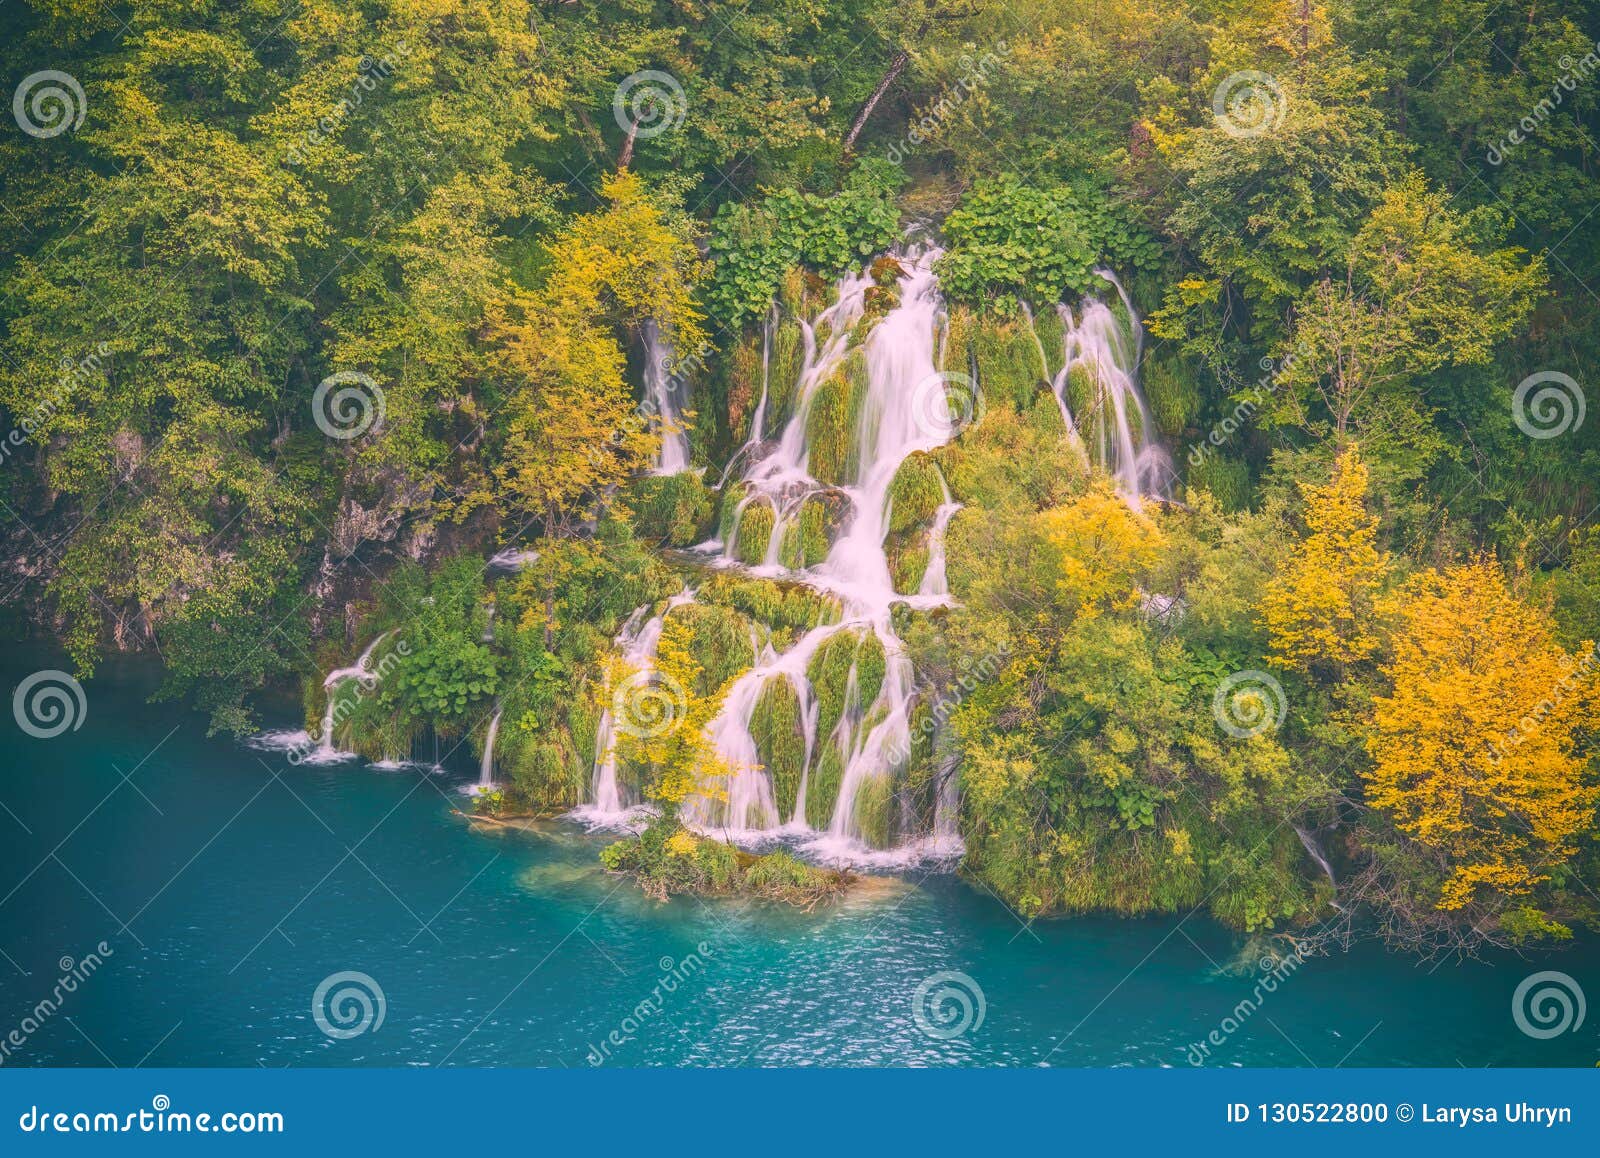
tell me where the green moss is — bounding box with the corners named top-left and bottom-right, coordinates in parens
top-left (970, 314), bottom-right (1048, 412)
top-left (676, 602), bottom-right (755, 695)
top-left (768, 317), bottom-right (804, 424)
top-left (718, 482), bottom-right (748, 543)
top-left (1142, 353), bottom-right (1200, 436)
top-left (629, 473), bottom-right (714, 547)
top-left (750, 676), bottom-right (806, 819)
top-left (1187, 453), bottom-right (1251, 512)
top-left (733, 500), bottom-right (775, 566)
top-left (699, 572), bottom-right (841, 634)
top-left (806, 742), bottom-right (845, 830)
top-left (888, 453), bottom-right (945, 534)
top-left (852, 773), bottom-right (894, 849)
top-left (887, 537), bottom-right (930, 593)
top-left (805, 352), bottom-right (867, 486)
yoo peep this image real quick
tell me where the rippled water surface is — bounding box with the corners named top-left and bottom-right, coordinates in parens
top-left (1, 655), bottom-right (1595, 1068)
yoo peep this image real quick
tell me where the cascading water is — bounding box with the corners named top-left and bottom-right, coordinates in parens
top-left (478, 704), bottom-right (502, 789)
top-left (642, 320), bottom-right (691, 476)
top-left (1048, 270), bottom-right (1175, 503)
top-left (574, 589), bottom-right (696, 827)
top-left (585, 248), bottom-right (1173, 865)
top-left (676, 250), bottom-right (970, 864)
top-left (917, 471), bottom-right (960, 599)
top-left (318, 631), bottom-right (393, 757)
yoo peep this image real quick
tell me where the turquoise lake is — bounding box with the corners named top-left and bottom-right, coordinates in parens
top-left (1, 651), bottom-right (1596, 1068)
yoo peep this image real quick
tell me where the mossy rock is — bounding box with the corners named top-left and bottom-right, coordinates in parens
top-left (675, 602), bottom-right (756, 695)
top-left (807, 628), bottom-right (887, 757)
top-left (732, 499), bottom-right (776, 566)
top-left (970, 314), bottom-right (1048, 413)
top-left (805, 352), bottom-right (867, 486)
top-left (887, 537), bottom-right (931, 594)
top-left (750, 676), bottom-right (807, 821)
top-left (887, 452), bottom-right (946, 535)
top-left (806, 741), bottom-right (845, 830)
top-left (718, 481), bottom-right (748, 543)
top-left (767, 316), bottom-right (805, 429)
top-left (722, 335), bottom-right (764, 446)
top-left (699, 572), bottom-right (840, 634)
top-left (630, 472), bottom-right (714, 547)
top-left (851, 773), bottom-right (895, 849)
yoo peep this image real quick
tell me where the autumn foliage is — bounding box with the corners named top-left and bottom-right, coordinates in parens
top-left (1365, 561), bottom-right (1598, 910)
top-left (1260, 443), bottom-right (1388, 671)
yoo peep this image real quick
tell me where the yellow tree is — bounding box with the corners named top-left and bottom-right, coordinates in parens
top-left (489, 172), bottom-right (706, 533)
top-left (1260, 442), bottom-right (1388, 671)
top-left (1365, 560), bottom-right (1598, 910)
top-left (1036, 482), bottom-right (1166, 619)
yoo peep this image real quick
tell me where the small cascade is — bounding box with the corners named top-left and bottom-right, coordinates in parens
top-left (576, 588), bottom-right (696, 827)
top-left (488, 546), bottom-right (539, 573)
top-left (643, 320), bottom-right (691, 475)
top-left (917, 470), bottom-right (961, 601)
top-left (318, 631), bottom-right (393, 757)
top-left (478, 704), bottom-right (502, 789)
top-left (1049, 271), bottom-right (1175, 503)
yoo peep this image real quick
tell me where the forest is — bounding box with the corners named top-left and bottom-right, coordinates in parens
top-left (1, 0), bottom-right (1597, 957)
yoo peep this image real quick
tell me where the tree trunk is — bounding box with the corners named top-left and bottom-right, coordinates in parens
top-left (843, 51), bottom-right (909, 153)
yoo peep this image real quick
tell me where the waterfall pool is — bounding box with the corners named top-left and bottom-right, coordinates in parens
top-left (1, 654), bottom-right (1595, 1068)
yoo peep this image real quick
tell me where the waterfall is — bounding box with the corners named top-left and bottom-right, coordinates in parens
top-left (643, 319), bottom-right (691, 475)
top-left (574, 589), bottom-right (696, 827)
top-left (1049, 271), bottom-right (1175, 503)
top-left (478, 704), bottom-right (502, 789)
top-left (917, 470), bottom-right (960, 600)
top-left (671, 250), bottom-right (970, 864)
top-left (318, 631), bottom-right (393, 757)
